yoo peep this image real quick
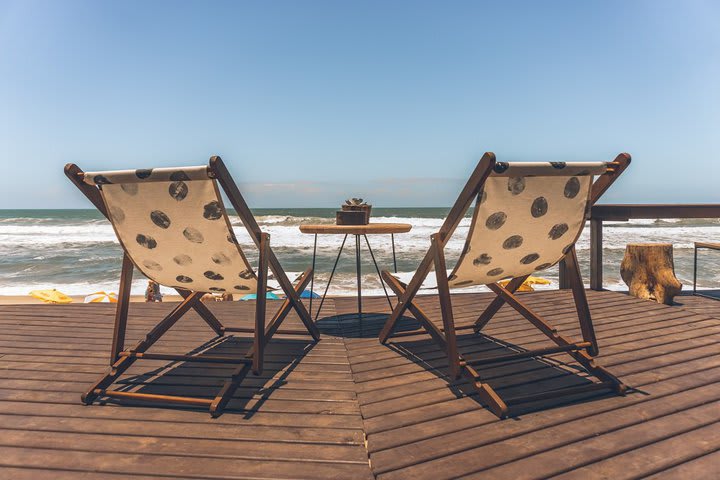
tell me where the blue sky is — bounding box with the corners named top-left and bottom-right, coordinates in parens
top-left (0, 0), bottom-right (718, 208)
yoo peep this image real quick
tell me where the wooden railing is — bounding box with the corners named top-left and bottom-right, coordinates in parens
top-left (559, 204), bottom-right (720, 291)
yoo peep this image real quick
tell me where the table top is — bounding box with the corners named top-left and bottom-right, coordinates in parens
top-left (299, 223), bottom-right (412, 235)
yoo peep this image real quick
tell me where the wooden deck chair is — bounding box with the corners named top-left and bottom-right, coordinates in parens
top-left (65, 156), bottom-right (320, 416)
top-left (378, 152), bottom-right (631, 418)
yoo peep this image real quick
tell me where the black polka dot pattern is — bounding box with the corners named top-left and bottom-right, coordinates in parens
top-left (478, 190), bottom-right (487, 205)
top-left (530, 197), bottom-right (548, 218)
top-left (507, 177), bottom-right (525, 195)
top-left (143, 259), bottom-right (163, 271)
top-left (548, 223), bottom-right (569, 240)
top-left (520, 253), bottom-right (540, 264)
top-left (486, 212), bottom-right (507, 230)
top-left (211, 252), bottom-right (232, 265)
top-left (493, 162), bottom-right (509, 173)
top-left (109, 206), bottom-right (125, 224)
top-left (169, 181), bottom-right (188, 201)
top-left (203, 201), bottom-right (223, 220)
top-left (169, 171), bottom-right (190, 181)
top-left (564, 177), bottom-right (581, 199)
top-left (183, 227), bottom-right (204, 243)
top-left (238, 269), bottom-right (254, 280)
top-left (94, 167), bottom-right (261, 295)
top-left (136, 233), bottom-right (157, 249)
top-left (173, 254), bottom-right (192, 266)
top-left (473, 253), bottom-right (492, 266)
top-left (503, 235), bottom-right (523, 249)
top-left (150, 210), bottom-right (171, 229)
top-left (448, 163), bottom-right (596, 287)
top-left (120, 184), bottom-right (138, 195)
top-left (204, 271), bottom-right (224, 281)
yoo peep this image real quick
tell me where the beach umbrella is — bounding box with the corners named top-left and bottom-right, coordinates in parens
top-left (240, 292), bottom-right (281, 301)
top-left (300, 290), bottom-right (320, 299)
top-left (84, 291), bottom-right (118, 303)
top-left (29, 289), bottom-right (73, 304)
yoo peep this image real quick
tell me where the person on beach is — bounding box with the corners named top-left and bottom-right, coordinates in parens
top-left (145, 281), bottom-right (163, 302)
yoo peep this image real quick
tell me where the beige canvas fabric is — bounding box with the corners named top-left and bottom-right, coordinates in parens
top-left (83, 166), bottom-right (257, 294)
top-left (448, 161), bottom-right (607, 288)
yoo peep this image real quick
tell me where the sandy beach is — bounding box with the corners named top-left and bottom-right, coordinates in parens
top-left (0, 294), bottom-right (185, 305)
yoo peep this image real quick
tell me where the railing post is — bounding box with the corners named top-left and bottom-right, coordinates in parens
top-left (590, 218), bottom-right (603, 291)
top-left (558, 259), bottom-right (571, 289)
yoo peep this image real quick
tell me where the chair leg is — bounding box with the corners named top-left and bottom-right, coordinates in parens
top-left (81, 292), bottom-right (204, 405)
top-left (110, 253), bottom-right (133, 363)
top-left (209, 363), bottom-right (252, 417)
top-left (383, 273), bottom-right (511, 415)
top-left (432, 235), bottom-right (461, 379)
top-left (473, 275), bottom-right (529, 333)
top-left (268, 252), bottom-right (321, 341)
top-left (487, 282), bottom-right (626, 394)
top-left (243, 268), bottom-right (314, 360)
top-left (381, 269), bottom-right (626, 418)
top-left (253, 233), bottom-right (269, 375)
top-left (564, 247), bottom-right (599, 356)
top-left (379, 250), bottom-right (436, 344)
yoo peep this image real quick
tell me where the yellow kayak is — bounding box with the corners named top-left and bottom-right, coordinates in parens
top-left (29, 289), bottom-right (73, 304)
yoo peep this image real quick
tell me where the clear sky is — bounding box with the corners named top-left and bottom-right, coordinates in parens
top-left (0, 0), bottom-right (718, 208)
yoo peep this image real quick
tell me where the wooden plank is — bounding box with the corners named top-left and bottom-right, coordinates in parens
top-left (1, 289), bottom-right (719, 479)
top-left (644, 450), bottom-right (720, 480)
top-left (372, 380), bottom-right (720, 476)
top-left (381, 402), bottom-right (720, 479)
top-left (0, 446), bottom-right (374, 480)
top-left (0, 467), bottom-right (181, 479)
top-left (550, 423), bottom-right (720, 479)
top-left (0, 428), bottom-right (370, 464)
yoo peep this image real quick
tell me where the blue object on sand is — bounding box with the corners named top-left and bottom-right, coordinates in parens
top-left (240, 292), bottom-right (281, 301)
top-left (300, 290), bottom-right (320, 299)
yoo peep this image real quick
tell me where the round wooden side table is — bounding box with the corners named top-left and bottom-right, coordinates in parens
top-left (299, 223), bottom-right (412, 320)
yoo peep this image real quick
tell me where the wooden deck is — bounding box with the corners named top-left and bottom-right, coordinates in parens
top-left (0, 290), bottom-right (718, 479)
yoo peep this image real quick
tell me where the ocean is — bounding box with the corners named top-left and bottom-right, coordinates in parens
top-left (1, 208), bottom-right (719, 297)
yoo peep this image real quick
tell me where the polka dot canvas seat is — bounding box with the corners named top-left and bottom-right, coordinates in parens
top-left (378, 152), bottom-right (631, 419)
top-left (82, 166), bottom-right (258, 294)
top-left (449, 161), bottom-right (607, 288)
top-left (66, 156), bottom-right (320, 417)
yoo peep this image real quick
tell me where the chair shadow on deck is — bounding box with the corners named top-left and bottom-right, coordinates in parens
top-left (321, 311), bottom-right (617, 418)
top-left (107, 334), bottom-right (316, 419)
top-left (316, 312), bottom-right (420, 338)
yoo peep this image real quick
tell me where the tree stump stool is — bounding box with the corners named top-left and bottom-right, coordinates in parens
top-left (620, 243), bottom-right (683, 305)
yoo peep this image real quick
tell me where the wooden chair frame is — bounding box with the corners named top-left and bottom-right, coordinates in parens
top-left (65, 156), bottom-right (320, 417)
top-left (378, 152), bottom-right (631, 417)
